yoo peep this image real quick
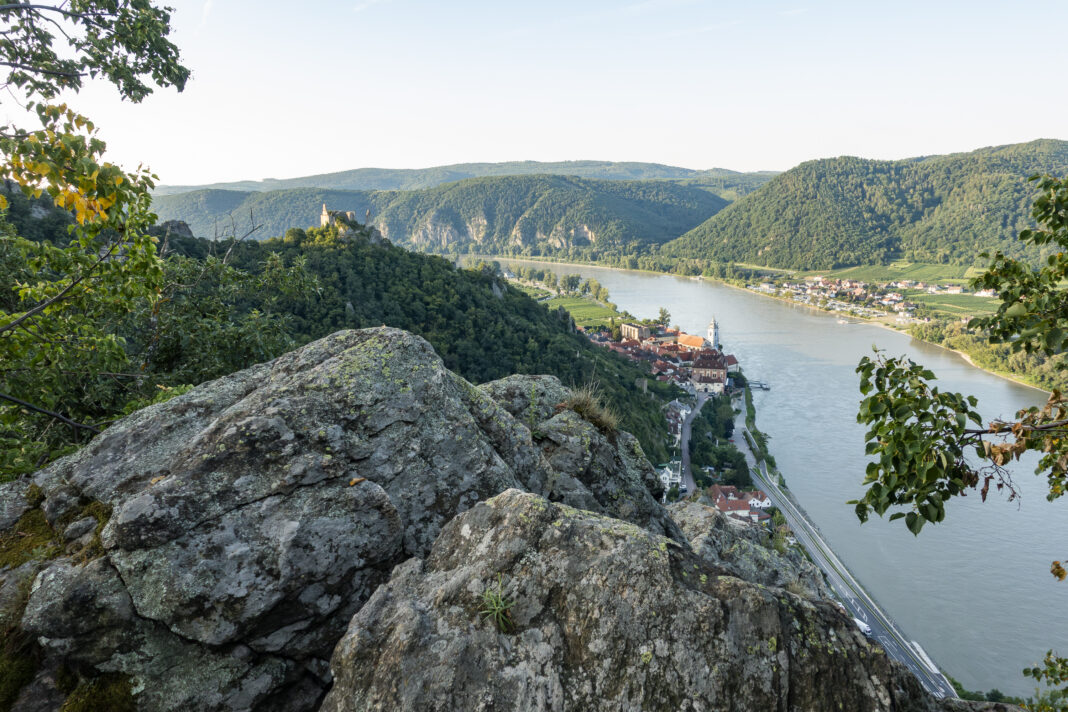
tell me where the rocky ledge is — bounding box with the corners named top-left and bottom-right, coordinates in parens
top-left (0, 328), bottom-right (1020, 711)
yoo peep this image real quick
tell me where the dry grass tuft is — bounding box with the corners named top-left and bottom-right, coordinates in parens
top-left (564, 383), bottom-right (619, 434)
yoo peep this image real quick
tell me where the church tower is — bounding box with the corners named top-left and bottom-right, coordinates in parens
top-left (707, 317), bottom-right (719, 350)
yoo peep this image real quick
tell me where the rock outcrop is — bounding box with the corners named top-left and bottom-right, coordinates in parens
top-left (1, 328), bottom-right (681, 711)
top-left (322, 489), bottom-right (1006, 712)
top-left (669, 500), bottom-right (828, 599)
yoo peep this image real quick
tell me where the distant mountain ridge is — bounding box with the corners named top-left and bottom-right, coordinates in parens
top-left (153, 175), bottom-right (729, 257)
top-left (661, 139), bottom-right (1068, 269)
top-left (154, 160), bottom-right (776, 199)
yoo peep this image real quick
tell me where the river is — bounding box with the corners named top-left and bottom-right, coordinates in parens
top-left (499, 258), bottom-right (1064, 697)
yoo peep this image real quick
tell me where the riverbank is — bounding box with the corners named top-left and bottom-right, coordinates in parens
top-left (477, 254), bottom-right (1053, 396)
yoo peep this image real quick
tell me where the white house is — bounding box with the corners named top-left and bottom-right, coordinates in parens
top-left (745, 491), bottom-right (772, 509)
top-left (658, 462), bottom-right (682, 496)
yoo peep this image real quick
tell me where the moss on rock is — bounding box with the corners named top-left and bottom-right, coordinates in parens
top-left (60, 673), bottom-right (136, 712)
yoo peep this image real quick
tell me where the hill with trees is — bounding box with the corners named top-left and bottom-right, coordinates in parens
top-left (153, 175), bottom-right (729, 259)
top-left (661, 139), bottom-right (1068, 269)
top-left (3, 185), bottom-right (682, 472)
top-left (154, 160), bottom-right (776, 198)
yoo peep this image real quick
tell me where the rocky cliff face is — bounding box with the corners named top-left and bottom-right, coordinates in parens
top-left (1, 329), bottom-right (678, 711)
top-left (0, 328), bottom-right (1020, 711)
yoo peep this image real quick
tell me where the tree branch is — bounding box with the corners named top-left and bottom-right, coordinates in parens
top-left (0, 239), bottom-right (117, 336)
top-left (0, 389), bottom-right (99, 433)
top-left (0, 60), bottom-right (83, 79)
top-left (0, 4), bottom-right (105, 19)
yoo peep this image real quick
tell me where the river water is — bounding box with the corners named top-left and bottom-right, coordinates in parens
top-left (500, 258), bottom-right (1064, 697)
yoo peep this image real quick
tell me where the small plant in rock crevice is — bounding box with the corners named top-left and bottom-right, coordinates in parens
top-left (479, 573), bottom-right (516, 633)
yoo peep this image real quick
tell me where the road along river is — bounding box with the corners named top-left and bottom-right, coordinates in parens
top-left (498, 259), bottom-right (1064, 697)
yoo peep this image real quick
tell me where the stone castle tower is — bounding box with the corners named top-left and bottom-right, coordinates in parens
top-left (321, 204), bottom-right (358, 229)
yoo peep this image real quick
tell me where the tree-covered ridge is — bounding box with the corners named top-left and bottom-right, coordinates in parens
top-left (153, 176), bottom-right (728, 259)
top-left (369, 175), bottom-right (727, 256)
top-left (662, 139), bottom-right (1068, 269)
top-left (154, 160), bottom-right (775, 197)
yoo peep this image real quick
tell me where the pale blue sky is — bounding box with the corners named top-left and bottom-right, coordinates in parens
top-left (57, 0), bottom-right (1068, 184)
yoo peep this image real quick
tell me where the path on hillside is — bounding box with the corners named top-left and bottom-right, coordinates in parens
top-left (737, 424), bottom-right (956, 699)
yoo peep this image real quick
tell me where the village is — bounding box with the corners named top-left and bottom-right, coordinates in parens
top-left (582, 316), bottom-right (778, 528)
top-left (748, 275), bottom-right (998, 324)
top-left (584, 316), bottom-right (740, 394)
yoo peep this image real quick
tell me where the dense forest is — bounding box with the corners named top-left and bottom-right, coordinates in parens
top-left (154, 160), bottom-right (775, 197)
top-left (153, 175), bottom-right (728, 260)
top-left (662, 139), bottom-right (1068, 269)
top-left (1, 190), bottom-right (680, 473)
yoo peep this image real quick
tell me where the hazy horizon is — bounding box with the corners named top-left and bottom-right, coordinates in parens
top-left (33, 0), bottom-right (1068, 185)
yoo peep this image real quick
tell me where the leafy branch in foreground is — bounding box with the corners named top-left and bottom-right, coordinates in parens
top-left (852, 174), bottom-right (1068, 707)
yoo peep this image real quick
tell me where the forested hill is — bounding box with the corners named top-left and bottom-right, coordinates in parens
top-left (153, 175), bottom-right (729, 258)
top-left (369, 175), bottom-right (727, 256)
top-left (661, 139), bottom-right (1068, 270)
top-left (154, 160), bottom-right (776, 198)
top-left (175, 227), bottom-right (682, 463)
top-left (152, 187), bottom-right (391, 241)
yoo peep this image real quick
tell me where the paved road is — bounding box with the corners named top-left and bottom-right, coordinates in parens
top-left (737, 425), bottom-right (956, 699)
top-left (679, 393), bottom-right (707, 495)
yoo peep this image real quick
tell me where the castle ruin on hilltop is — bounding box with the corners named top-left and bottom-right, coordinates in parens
top-left (321, 204), bottom-right (359, 229)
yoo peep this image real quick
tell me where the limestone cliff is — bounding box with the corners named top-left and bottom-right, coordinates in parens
top-left (0, 328), bottom-right (1020, 711)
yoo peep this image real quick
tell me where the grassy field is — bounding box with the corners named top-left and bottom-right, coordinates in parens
top-left (904, 290), bottom-right (999, 317)
top-left (517, 285), bottom-right (552, 298)
top-left (814, 261), bottom-right (974, 284)
top-left (543, 295), bottom-right (624, 328)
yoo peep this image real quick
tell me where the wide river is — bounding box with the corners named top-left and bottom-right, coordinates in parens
top-left (500, 258), bottom-right (1064, 697)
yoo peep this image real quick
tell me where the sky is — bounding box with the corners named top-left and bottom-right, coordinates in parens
top-left (38, 0), bottom-right (1068, 185)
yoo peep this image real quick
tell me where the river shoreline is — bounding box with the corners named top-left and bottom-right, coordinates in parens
top-left (475, 254), bottom-right (1051, 396)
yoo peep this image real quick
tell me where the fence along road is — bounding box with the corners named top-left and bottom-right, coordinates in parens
top-left (737, 425), bottom-right (956, 699)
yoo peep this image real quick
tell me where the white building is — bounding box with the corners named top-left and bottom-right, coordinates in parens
top-left (746, 491), bottom-right (772, 509)
top-left (658, 461), bottom-right (682, 497)
top-left (707, 317), bottom-right (719, 350)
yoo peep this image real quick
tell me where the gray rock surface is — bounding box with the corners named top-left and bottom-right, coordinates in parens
top-left (669, 500), bottom-right (829, 599)
top-left (323, 489), bottom-right (1004, 712)
top-left (0, 479), bottom-right (30, 530)
top-left (4, 328), bottom-right (680, 711)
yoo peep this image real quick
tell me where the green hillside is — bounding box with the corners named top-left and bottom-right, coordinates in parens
top-left (370, 175), bottom-right (727, 257)
top-left (153, 188), bottom-right (395, 241)
top-left (662, 139), bottom-right (1068, 269)
top-left (153, 176), bottom-right (728, 258)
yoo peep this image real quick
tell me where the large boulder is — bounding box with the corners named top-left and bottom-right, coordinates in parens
top-left (3, 328), bottom-right (679, 711)
top-left (669, 500), bottom-right (829, 599)
top-left (323, 489), bottom-right (998, 712)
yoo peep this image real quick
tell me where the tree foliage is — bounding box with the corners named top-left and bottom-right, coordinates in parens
top-left (852, 175), bottom-right (1068, 705)
top-left (0, 0), bottom-right (188, 475)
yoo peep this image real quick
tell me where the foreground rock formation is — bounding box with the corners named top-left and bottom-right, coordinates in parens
top-left (0, 328), bottom-right (1021, 711)
top-left (1, 329), bottom-right (676, 711)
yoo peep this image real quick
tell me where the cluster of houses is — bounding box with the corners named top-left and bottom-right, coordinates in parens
top-left (587, 318), bottom-right (740, 395)
top-left (748, 276), bottom-right (996, 323)
top-left (707, 484), bottom-right (774, 525)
